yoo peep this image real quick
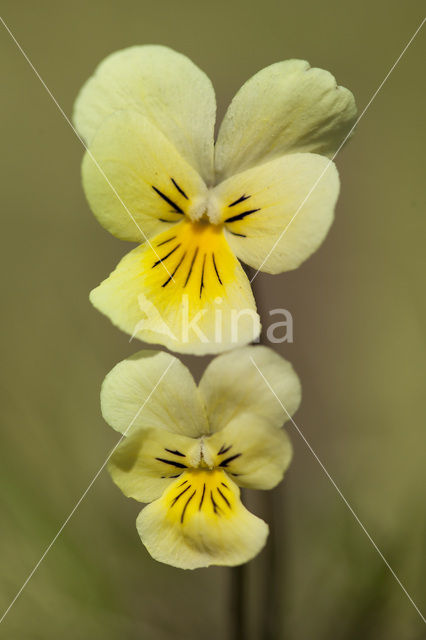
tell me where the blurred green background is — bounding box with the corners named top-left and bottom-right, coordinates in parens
top-left (1, 1), bottom-right (425, 638)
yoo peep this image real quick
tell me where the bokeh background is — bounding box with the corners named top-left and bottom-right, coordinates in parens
top-left (1, 1), bottom-right (425, 638)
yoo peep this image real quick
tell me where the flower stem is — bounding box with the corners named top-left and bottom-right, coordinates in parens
top-left (247, 266), bottom-right (285, 639)
top-left (260, 486), bottom-right (284, 640)
top-left (230, 563), bottom-right (246, 640)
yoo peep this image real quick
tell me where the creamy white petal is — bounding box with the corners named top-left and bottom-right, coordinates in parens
top-left (214, 153), bottom-right (339, 273)
top-left (199, 345), bottom-right (301, 432)
top-left (74, 45), bottom-right (216, 183)
top-left (82, 111), bottom-right (208, 242)
top-left (205, 415), bottom-right (292, 490)
top-left (215, 59), bottom-right (357, 180)
top-left (101, 350), bottom-right (208, 437)
top-left (137, 470), bottom-right (268, 569)
top-left (108, 427), bottom-right (202, 503)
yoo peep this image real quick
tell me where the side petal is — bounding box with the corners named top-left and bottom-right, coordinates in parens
top-left (74, 45), bottom-right (216, 183)
top-left (198, 345), bottom-right (301, 432)
top-left (101, 350), bottom-right (209, 437)
top-left (215, 59), bottom-right (356, 180)
top-left (90, 221), bottom-right (260, 355)
top-left (82, 110), bottom-right (208, 242)
top-left (213, 153), bottom-right (339, 273)
top-left (205, 415), bottom-right (292, 490)
top-left (108, 427), bottom-right (202, 503)
top-left (137, 470), bottom-right (268, 569)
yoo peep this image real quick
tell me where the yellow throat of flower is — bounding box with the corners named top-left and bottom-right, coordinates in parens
top-left (161, 469), bottom-right (236, 525)
top-left (143, 218), bottom-right (234, 296)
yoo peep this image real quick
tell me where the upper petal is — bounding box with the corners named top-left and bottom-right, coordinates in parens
top-left (90, 221), bottom-right (260, 355)
top-left (215, 59), bottom-right (356, 181)
top-left (198, 345), bottom-right (301, 432)
top-left (74, 45), bottom-right (216, 183)
top-left (213, 153), bottom-right (339, 274)
top-left (101, 350), bottom-right (209, 437)
top-left (137, 469), bottom-right (268, 569)
top-left (82, 110), bottom-right (208, 242)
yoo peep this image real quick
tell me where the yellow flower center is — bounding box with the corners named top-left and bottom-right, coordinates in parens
top-left (187, 190), bottom-right (222, 224)
top-left (151, 179), bottom-right (222, 225)
top-left (163, 469), bottom-right (235, 525)
top-left (155, 434), bottom-right (242, 478)
top-left (144, 218), bottom-right (236, 297)
top-left (151, 177), bottom-right (259, 228)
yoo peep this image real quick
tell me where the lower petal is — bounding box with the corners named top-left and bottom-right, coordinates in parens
top-left (137, 470), bottom-right (268, 569)
top-left (90, 219), bottom-right (260, 355)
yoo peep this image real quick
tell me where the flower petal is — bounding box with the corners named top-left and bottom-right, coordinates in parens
top-left (137, 470), bottom-right (268, 569)
top-left (205, 415), bottom-right (292, 490)
top-left (82, 110), bottom-right (208, 242)
top-left (215, 59), bottom-right (356, 180)
top-left (90, 221), bottom-right (260, 355)
top-left (198, 346), bottom-right (301, 432)
top-left (74, 45), bottom-right (216, 183)
top-left (108, 427), bottom-right (202, 503)
top-left (101, 350), bottom-right (208, 437)
top-left (213, 153), bottom-right (339, 273)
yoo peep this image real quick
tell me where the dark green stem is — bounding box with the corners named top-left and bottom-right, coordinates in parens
top-left (230, 563), bottom-right (246, 640)
top-left (229, 266), bottom-right (286, 639)
top-left (260, 486), bottom-right (285, 640)
top-left (248, 267), bottom-right (286, 640)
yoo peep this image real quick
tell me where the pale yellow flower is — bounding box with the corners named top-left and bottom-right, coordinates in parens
top-left (103, 346), bottom-right (301, 569)
top-left (74, 46), bottom-right (356, 354)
